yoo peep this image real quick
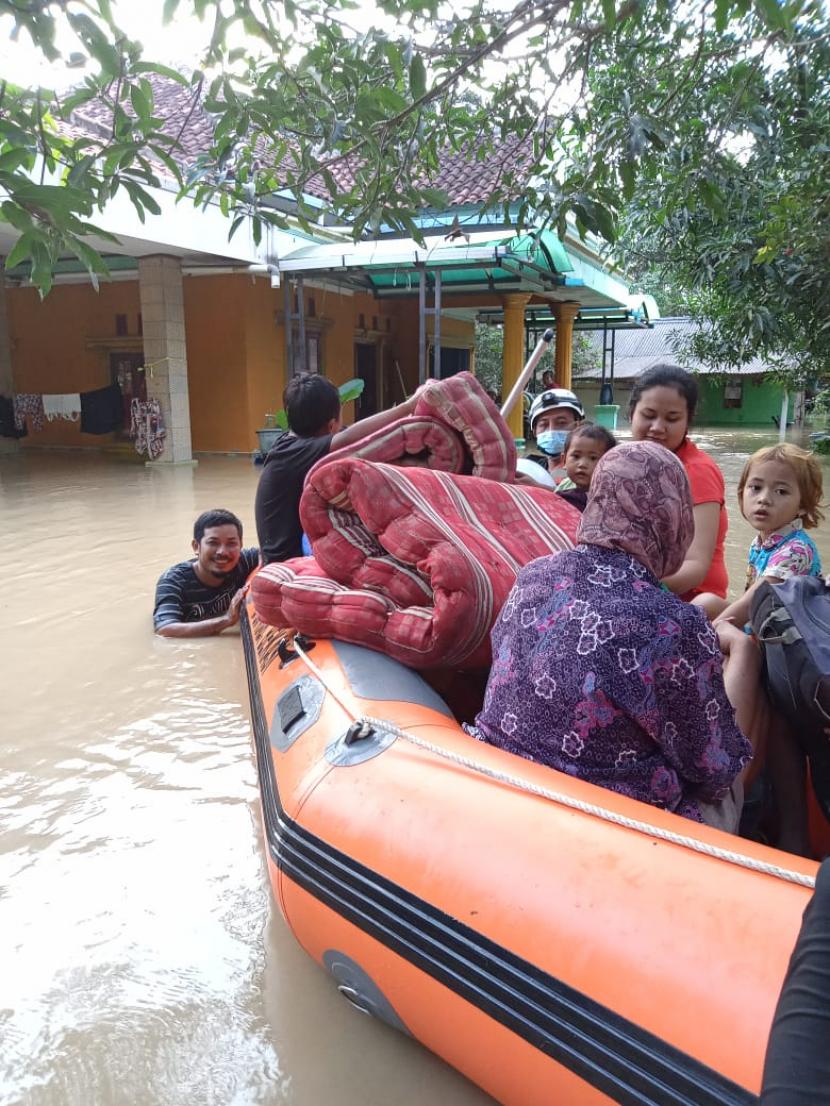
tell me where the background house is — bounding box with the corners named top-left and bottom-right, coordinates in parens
top-left (1, 75), bottom-right (646, 460)
top-left (574, 316), bottom-right (794, 427)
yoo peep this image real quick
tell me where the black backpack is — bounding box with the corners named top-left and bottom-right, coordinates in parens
top-left (751, 575), bottom-right (830, 821)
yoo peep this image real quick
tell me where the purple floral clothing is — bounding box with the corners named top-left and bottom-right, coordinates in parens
top-left (472, 545), bottom-right (752, 821)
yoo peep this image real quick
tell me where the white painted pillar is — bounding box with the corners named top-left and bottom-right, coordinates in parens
top-left (138, 255), bottom-right (193, 464)
top-left (779, 390), bottom-right (789, 442)
top-left (0, 267), bottom-right (18, 455)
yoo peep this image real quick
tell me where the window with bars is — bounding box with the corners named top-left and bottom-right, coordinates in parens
top-left (289, 329), bottom-right (322, 376)
top-left (723, 381), bottom-right (743, 409)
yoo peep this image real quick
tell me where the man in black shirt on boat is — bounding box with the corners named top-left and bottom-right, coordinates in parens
top-left (255, 373), bottom-right (419, 564)
top-left (153, 509), bottom-right (259, 637)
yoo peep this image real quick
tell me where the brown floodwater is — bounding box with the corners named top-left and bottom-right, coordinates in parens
top-left (2, 428), bottom-right (828, 1106)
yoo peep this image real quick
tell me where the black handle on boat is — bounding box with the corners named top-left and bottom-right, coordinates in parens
top-left (344, 721), bottom-right (375, 746)
top-left (277, 633), bottom-right (316, 668)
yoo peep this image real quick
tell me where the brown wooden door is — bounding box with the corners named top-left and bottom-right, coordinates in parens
top-left (354, 343), bottom-right (378, 418)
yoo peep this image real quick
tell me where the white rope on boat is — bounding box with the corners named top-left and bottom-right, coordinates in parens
top-left (291, 640), bottom-right (816, 891)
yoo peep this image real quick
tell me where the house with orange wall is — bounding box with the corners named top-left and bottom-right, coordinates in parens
top-left (0, 76), bottom-right (641, 462)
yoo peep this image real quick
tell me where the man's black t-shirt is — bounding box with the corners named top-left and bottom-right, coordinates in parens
top-left (153, 548), bottom-right (259, 630)
top-left (255, 432), bottom-right (333, 564)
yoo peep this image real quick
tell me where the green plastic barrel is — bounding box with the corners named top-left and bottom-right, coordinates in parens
top-left (594, 405), bottom-right (620, 431)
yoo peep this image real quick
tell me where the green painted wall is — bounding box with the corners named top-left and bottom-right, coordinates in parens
top-left (575, 375), bottom-right (784, 427)
top-left (694, 375), bottom-right (784, 426)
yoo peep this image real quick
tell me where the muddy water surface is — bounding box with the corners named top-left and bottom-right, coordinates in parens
top-left (2, 430), bottom-right (828, 1106)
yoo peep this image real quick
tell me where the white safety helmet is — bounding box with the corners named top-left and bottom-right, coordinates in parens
top-left (528, 388), bottom-right (584, 431)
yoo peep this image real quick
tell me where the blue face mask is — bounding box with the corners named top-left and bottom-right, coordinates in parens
top-left (536, 429), bottom-right (569, 457)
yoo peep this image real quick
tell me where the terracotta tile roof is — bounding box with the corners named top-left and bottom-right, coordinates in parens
top-left (71, 72), bottom-right (215, 167)
top-left (425, 134), bottom-right (534, 206)
top-left (67, 73), bottom-right (536, 206)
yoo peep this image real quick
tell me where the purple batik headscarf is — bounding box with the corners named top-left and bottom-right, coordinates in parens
top-left (577, 441), bottom-right (694, 579)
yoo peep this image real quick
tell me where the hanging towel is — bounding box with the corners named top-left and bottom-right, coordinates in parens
top-left (0, 395), bottom-right (26, 438)
top-left (13, 393), bottom-right (44, 432)
top-left (80, 383), bottom-right (122, 434)
top-left (43, 393), bottom-right (82, 421)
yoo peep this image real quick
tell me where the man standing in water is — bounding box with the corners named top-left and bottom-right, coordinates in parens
top-left (153, 509), bottom-right (259, 637)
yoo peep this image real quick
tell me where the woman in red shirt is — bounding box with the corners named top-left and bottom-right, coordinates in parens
top-left (629, 365), bottom-right (728, 617)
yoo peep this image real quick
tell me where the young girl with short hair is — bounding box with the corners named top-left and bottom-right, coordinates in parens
top-left (555, 423), bottom-right (617, 512)
top-left (715, 443), bottom-right (824, 629)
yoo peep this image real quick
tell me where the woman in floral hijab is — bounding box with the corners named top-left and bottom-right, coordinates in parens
top-left (472, 441), bottom-right (754, 828)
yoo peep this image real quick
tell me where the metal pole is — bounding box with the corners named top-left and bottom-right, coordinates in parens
top-left (501, 328), bottom-right (555, 420)
top-left (418, 269), bottom-right (426, 385)
top-left (284, 278), bottom-right (294, 376)
top-left (296, 276), bottom-right (306, 372)
top-left (610, 328), bottom-right (616, 398)
top-left (433, 269), bottom-right (442, 381)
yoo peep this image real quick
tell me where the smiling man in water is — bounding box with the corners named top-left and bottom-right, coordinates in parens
top-left (153, 509), bottom-right (259, 637)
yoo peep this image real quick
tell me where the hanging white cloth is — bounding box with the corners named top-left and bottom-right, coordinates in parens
top-left (42, 393), bottom-right (82, 421)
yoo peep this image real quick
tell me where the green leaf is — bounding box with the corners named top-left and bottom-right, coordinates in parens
top-left (133, 61), bottom-right (189, 87)
top-left (4, 232), bottom-right (36, 271)
top-left (754, 0), bottom-right (789, 30)
top-left (130, 82), bottom-right (153, 122)
top-left (338, 378), bottom-right (365, 404)
top-left (147, 145), bottom-right (183, 186)
top-left (163, 0), bottom-right (181, 23)
top-left (60, 86), bottom-right (98, 116)
top-left (122, 179), bottom-right (162, 218)
top-left (384, 42), bottom-right (404, 79)
top-left (421, 186), bottom-right (449, 208)
top-left (66, 12), bottom-right (119, 76)
top-left (0, 203), bottom-right (34, 233)
top-left (601, 0), bottom-right (616, 27)
top-left (714, 0), bottom-right (732, 32)
top-left (620, 159), bottom-right (636, 200)
top-left (66, 154), bottom-right (96, 186)
top-left (373, 86), bottom-right (408, 114)
top-left (0, 149), bottom-right (32, 174)
top-left (409, 54), bottom-right (427, 100)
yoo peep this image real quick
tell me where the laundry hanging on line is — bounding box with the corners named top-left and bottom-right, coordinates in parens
top-left (130, 397), bottom-right (166, 460)
top-left (13, 393), bottom-right (44, 433)
top-left (80, 383), bottom-right (122, 435)
top-left (43, 393), bottom-right (82, 421)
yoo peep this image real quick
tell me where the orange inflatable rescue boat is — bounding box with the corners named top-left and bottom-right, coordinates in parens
top-left (241, 602), bottom-right (818, 1106)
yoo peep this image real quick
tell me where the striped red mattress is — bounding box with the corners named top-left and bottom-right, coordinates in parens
top-left (250, 460), bottom-right (580, 669)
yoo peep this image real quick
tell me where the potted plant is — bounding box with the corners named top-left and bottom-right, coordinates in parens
top-left (258, 378), bottom-right (366, 454)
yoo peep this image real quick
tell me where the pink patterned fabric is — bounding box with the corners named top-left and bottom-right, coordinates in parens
top-left (252, 460), bottom-right (580, 668)
top-left (413, 371), bottom-right (516, 481)
top-left (578, 441), bottom-right (694, 579)
top-left (312, 415), bottom-right (467, 477)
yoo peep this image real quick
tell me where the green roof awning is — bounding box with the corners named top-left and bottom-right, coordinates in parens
top-left (277, 228), bottom-right (576, 297)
